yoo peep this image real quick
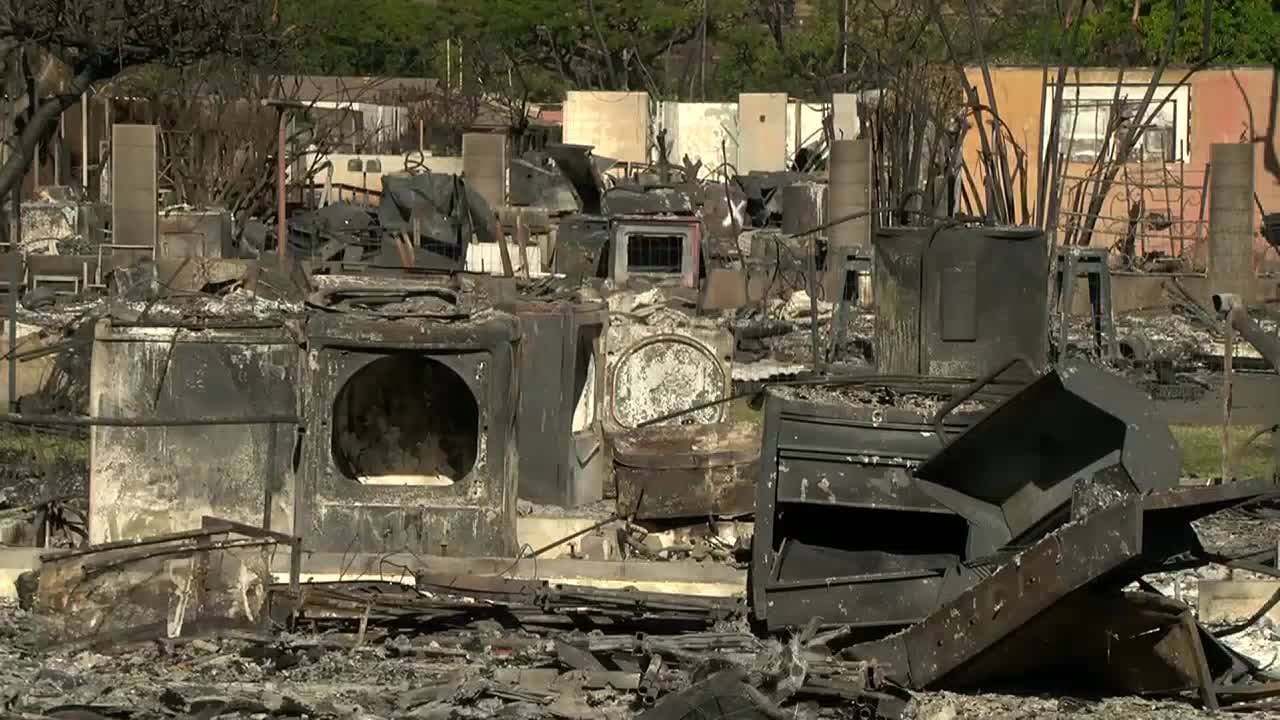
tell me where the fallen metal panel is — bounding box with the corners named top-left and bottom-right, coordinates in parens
top-left (847, 500), bottom-right (1143, 688)
top-left (915, 360), bottom-right (1180, 557)
top-left (602, 186), bottom-right (697, 216)
top-left (378, 173), bottom-right (497, 246)
top-left (917, 590), bottom-right (1233, 698)
top-left (546, 143), bottom-right (606, 215)
top-left (553, 214), bottom-right (610, 279)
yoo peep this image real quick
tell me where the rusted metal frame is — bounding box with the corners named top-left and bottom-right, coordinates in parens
top-left (766, 567), bottom-right (943, 591)
top-left (1139, 479), bottom-right (1280, 512)
top-left (548, 585), bottom-right (743, 614)
top-left (200, 514), bottom-right (299, 546)
top-left (1213, 682), bottom-right (1280, 704)
top-left (1213, 585), bottom-right (1280, 639)
top-left (1183, 609), bottom-right (1221, 712)
top-left (1064, 72), bottom-right (1129, 246)
top-left (527, 512), bottom-right (622, 558)
top-left (41, 525), bottom-right (245, 562)
top-left (931, 353), bottom-right (1037, 444)
top-left (1196, 161), bottom-right (1212, 248)
top-left (1216, 557), bottom-right (1280, 579)
top-left (1, 337), bottom-right (89, 363)
top-left (81, 537), bottom-right (279, 579)
top-left (849, 499), bottom-right (1141, 681)
top-left (890, 500), bottom-right (1145, 688)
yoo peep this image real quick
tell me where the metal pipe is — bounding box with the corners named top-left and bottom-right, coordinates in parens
top-left (1214, 293), bottom-right (1280, 373)
top-left (80, 90), bottom-right (89, 191)
top-left (8, 184), bottom-right (18, 413)
top-left (0, 413), bottom-right (301, 427)
top-left (807, 234), bottom-right (820, 371)
top-left (276, 109), bottom-right (288, 259)
top-left (1222, 316), bottom-right (1234, 483)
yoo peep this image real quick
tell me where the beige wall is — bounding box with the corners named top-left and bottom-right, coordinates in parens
top-left (563, 91), bottom-right (650, 163)
top-left (0, 327), bottom-right (60, 408)
top-left (309, 152), bottom-right (464, 205)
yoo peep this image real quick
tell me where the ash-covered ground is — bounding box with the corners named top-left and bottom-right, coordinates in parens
top-left (0, 602), bottom-right (1274, 720)
top-left (0, 506), bottom-right (1276, 720)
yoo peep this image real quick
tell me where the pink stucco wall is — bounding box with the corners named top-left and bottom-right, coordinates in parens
top-left (966, 66), bottom-right (1280, 270)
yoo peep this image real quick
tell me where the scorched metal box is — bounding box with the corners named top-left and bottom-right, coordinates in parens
top-left (873, 225), bottom-right (1049, 378)
top-left (500, 298), bottom-right (609, 508)
top-left (750, 383), bottom-right (989, 631)
top-left (300, 308), bottom-right (521, 558)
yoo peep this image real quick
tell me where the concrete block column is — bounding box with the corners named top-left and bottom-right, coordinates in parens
top-left (825, 138), bottom-right (872, 299)
top-left (1208, 143), bottom-right (1256, 303)
top-left (462, 132), bottom-right (508, 210)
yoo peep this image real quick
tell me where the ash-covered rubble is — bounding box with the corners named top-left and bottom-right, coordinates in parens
top-left (0, 567), bottom-right (907, 720)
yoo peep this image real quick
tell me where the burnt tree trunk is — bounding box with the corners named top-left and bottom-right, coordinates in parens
top-left (0, 61), bottom-right (102, 207)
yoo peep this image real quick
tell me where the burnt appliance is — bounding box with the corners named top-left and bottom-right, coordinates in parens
top-left (88, 320), bottom-right (300, 543)
top-left (299, 276), bottom-right (520, 557)
top-left (750, 380), bottom-right (999, 632)
top-left (501, 298), bottom-right (609, 508)
top-left (610, 216), bottom-right (702, 287)
top-left (603, 320), bottom-right (732, 435)
top-left (873, 225), bottom-right (1049, 379)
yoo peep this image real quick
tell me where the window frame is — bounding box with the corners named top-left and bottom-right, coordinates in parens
top-left (1043, 83), bottom-right (1190, 164)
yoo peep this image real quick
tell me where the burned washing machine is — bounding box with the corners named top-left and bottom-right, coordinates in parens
top-left (604, 314), bottom-right (749, 519)
top-left (299, 276), bottom-right (520, 557)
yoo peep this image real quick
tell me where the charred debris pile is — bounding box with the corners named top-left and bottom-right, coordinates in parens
top-left (0, 131), bottom-right (1278, 720)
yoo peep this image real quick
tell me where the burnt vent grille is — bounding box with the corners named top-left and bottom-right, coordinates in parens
top-left (625, 234), bottom-right (684, 274)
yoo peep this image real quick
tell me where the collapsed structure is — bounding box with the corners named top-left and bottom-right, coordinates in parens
top-left (2, 87), bottom-right (1280, 719)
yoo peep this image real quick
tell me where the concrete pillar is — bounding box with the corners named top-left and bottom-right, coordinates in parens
top-left (462, 132), bottom-right (508, 210)
top-left (825, 139), bottom-right (872, 298)
top-left (782, 182), bottom-right (826, 236)
top-left (738, 93), bottom-right (788, 172)
top-left (111, 124), bottom-right (158, 248)
top-left (831, 93), bottom-right (859, 141)
top-left (1208, 143), bottom-right (1256, 304)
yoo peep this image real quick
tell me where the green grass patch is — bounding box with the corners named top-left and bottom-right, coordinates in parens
top-left (0, 427), bottom-right (88, 465)
top-left (1170, 425), bottom-right (1276, 480)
